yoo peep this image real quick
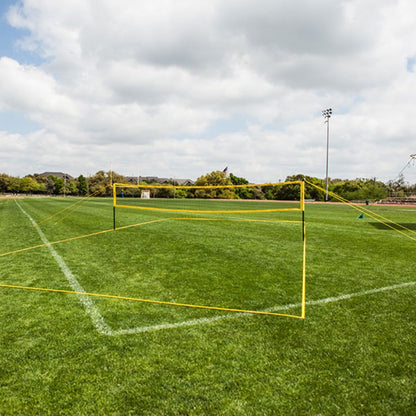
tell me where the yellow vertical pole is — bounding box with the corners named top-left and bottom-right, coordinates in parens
top-left (300, 180), bottom-right (306, 318)
top-left (301, 229), bottom-right (307, 318)
top-left (112, 183), bottom-right (117, 230)
top-left (300, 180), bottom-right (305, 211)
top-left (112, 183), bottom-right (117, 207)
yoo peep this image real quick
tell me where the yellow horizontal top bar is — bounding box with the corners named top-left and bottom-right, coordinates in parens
top-left (113, 180), bottom-right (303, 190)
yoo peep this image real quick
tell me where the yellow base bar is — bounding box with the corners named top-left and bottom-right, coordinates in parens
top-left (0, 284), bottom-right (305, 319)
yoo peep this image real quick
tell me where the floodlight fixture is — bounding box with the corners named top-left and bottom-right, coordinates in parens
top-left (322, 108), bottom-right (332, 201)
top-left (322, 108), bottom-right (332, 118)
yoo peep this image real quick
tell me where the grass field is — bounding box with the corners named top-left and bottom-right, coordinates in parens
top-left (1, 196), bottom-right (415, 415)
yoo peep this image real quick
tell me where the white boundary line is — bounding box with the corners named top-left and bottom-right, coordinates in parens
top-left (16, 201), bottom-right (113, 335)
top-left (15, 201), bottom-right (415, 336)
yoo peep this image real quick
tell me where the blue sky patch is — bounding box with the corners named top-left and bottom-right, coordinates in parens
top-left (406, 56), bottom-right (416, 73)
top-left (0, 1), bottom-right (45, 66)
top-left (0, 110), bottom-right (41, 134)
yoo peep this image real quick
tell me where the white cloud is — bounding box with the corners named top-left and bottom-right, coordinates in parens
top-left (0, 0), bottom-right (416, 184)
top-left (0, 57), bottom-right (75, 114)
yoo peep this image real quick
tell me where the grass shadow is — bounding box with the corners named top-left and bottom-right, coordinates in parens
top-left (369, 222), bottom-right (416, 231)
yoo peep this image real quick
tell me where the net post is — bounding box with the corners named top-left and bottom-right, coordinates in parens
top-left (113, 206), bottom-right (116, 230)
top-left (301, 233), bottom-right (306, 319)
top-left (300, 180), bottom-right (305, 241)
top-left (301, 179), bottom-right (306, 318)
top-left (113, 183), bottom-right (116, 230)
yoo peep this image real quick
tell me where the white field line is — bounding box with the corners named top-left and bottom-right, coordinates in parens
top-left (14, 201), bottom-right (416, 336)
top-left (16, 201), bottom-right (113, 335)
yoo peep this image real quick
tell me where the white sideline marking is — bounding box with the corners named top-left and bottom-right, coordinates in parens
top-left (16, 201), bottom-right (113, 335)
top-left (15, 201), bottom-right (415, 336)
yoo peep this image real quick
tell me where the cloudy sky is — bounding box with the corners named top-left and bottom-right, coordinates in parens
top-left (0, 0), bottom-right (415, 184)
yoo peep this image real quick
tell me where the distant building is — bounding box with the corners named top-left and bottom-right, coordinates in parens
top-left (39, 172), bottom-right (74, 180)
top-left (125, 176), bottom-right (194, 185)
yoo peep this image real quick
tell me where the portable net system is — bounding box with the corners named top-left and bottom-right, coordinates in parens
top-left (113, 181), bottom-right (304, 212)
top-left (112, 180), bottom-right (307, 318)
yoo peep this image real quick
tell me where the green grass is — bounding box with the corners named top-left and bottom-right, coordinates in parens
top-left (1, 197), bottom-right (415, 415)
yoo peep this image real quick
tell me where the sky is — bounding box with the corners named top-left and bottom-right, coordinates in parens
top-left (0, 0), bottom-right (415, 184)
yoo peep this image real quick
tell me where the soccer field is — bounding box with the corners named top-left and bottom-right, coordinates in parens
top-left (1, 196), bottom-right (415, 415)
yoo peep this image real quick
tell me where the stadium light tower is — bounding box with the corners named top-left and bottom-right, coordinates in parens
top-left (322, 108), bottom-right (332, 201)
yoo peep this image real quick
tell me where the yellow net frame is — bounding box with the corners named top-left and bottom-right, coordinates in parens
top-left (111, 180), bottom-right (307, 319)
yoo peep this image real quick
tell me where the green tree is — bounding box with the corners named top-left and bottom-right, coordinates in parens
top-left (20, 176), bottom-right (41, 194)
top-left (36, 182), bottom-right (47, 193)
top-left (77, 175), bottom-right (88, 195)
top-left (174, 189), bottom-right (187, 199)
top-left (68, 180), bottom-right (77, 195)
top-left (31, 174), bottom-right (48, 194)
top-left (0, 174), bottom-right (10, 193)
top-left (194, 171), bottom-right (236, 199)
top-left (229, 173), bottom-right (248, 185)
top-left (333, 178), bottom-right (388, 201)
top-left (229, 173), bottom-right (262, 199)
top-left (88, 171), bottom-right (109, 195)
top-left (156, 187), bottom-right (175, 198)
top-left (260, 174), bottom-right (325, 201)
top-left (262, 181), bottom-right (299, 200)
top-left (48, 176), bottom-right (64, 195)
top-left (285, 174), bottom-right (325, 201)
top-left (46, 177), bottom-right (56, 194)
top-left (7, 177), bottom-right (21, 193)
top-left (89, 171), bottom-right (127, 196)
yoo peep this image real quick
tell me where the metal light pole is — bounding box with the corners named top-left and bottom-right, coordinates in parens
top-left (322, 108), bottom-right (332, 201)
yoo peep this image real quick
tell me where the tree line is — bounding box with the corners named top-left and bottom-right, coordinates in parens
top-left (0, 170), bottom-right (414, 201)
top-left (193, 172), bottom-right (402, 202)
